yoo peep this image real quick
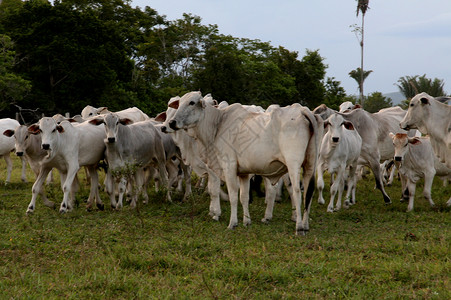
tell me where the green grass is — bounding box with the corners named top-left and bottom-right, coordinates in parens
top-left (0, 156), bottom-right (450, 299)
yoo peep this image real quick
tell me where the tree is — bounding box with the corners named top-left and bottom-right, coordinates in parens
top-left (324, 77), bottom-right (354, 110)
top-left (363, 91), bottom-right (392, 113)
top-left (349, 67), bottom-right (372, 107)
top-left (396, 75), bottom-right (446, 109)
top-left (0, 0), bottom-right (136, 117)
top-left (353, 0), bottom-right (370, 105)
top-left (0, 34), bottom-right (31, 113)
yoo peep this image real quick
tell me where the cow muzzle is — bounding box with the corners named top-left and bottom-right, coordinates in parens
top-left (394, 156), bottom-right (402, 162)
top-left (332, 137), bottom-right (339, 143)
top-left (42, 144), bottom-right (50, 150)
top-left (108, 137), bottom-right (116, 143)
top-left (16, 151), bottom-right (24, 157)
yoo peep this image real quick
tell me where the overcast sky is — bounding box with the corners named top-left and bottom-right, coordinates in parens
top-left (132, 0), bottom-right (451, 95)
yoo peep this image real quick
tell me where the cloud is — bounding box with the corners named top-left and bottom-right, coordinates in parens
top-left (378, 12), bottom-right (451, 39)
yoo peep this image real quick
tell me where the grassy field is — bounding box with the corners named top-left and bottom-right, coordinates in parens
top-left (0, 156), bottom-right (450, 299)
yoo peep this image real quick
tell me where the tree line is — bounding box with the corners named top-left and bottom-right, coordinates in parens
top-left (0, 0), bottom-right (447, 122)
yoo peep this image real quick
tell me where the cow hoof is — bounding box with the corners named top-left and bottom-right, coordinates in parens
top-left (59, 208), bottom-right (67, 214)
top-left (97, 203), bottom-right (105, 211)
top-left (243, 220), bottom-right (251, 227)
top-left (227, 223), bottom-right (238, 230)
top-left (212, 215), bottom-right (219, 221)
top-left (26, 208), bottom-right (34, 215)
top-left (261, 218), bottom-right (271, 224)
top-left (296, 229), bottom-right (308, 236)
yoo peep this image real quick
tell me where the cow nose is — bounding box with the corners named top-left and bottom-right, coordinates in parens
top-left (394, 156), bottom-right (402, 162)
top-left (332, 137), bottom-right (339, 143)
top-left (169, 120), bottom-right (178, 130)
top-left (161, 126), bottom-right (167, 133)
top-left (108, 137), bottom-right (116, 143)
top-left (42, 144), bottom-right (50, 150)
top-left (16, 151), bottom-right (24, 157)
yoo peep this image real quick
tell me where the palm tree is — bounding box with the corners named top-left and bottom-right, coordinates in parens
top-left (349, 67), bottom-right (373, 106)
top-left (396, 75), bottom-right (446, 99)
top-left (356, 0), bottom-right (370, 105)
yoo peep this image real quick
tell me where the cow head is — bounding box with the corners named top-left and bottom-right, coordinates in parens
top-left (399, 92), bottom-right (432, 132)
top-left (389, 132), bottom-right (422, 162)
top-left (28, 117), bottom-right (64, 156)
top-left (325, 114), bottom-right (355, 144)
top-left (4, 125), bottom-right (32, 157)
top-left (168, 91), bottom-right (205, 131)
top-left (89, 113), bottom-right (132, 143)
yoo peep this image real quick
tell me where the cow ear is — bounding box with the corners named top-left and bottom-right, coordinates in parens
top-left (408, 137), bottom-right (422, 145)
top-left (168, 99), bottom-right (179, 109)
top-left (88, 117), bottom-right (104, 126)
top-left (420, 97), bottom-right (430, 105)
top-left (155, 112), bottom-right (167, 122)
top-left (3, 129), bottom-right (15, 137)
top-left (389, 132), bottom-right (395, 139)
top-left (97, 107), bottom-right (109, 114)
top-left (200, 98), bottom-right (206, 108)
top-left (56, 125), bottom-right (65, 133)
top-left (119, 118), bottom-right (133, 125)
top-left (343, 121), bottom-right (355, 130)
top-left (28, 124), bottom-right (41, 135)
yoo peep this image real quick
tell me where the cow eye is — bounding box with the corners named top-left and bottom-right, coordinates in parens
top-left (189, 101), bottom-right (195, 106)
top-left (410, 103), bottom-right (414, 107)
top-left (25, 136), bottom-right (28, 140)
top-left (52, 129), bottom-right (56, 133)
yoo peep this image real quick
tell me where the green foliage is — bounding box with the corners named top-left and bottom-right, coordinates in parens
top-left (0, 34), bottom-right (32, 111)
top-left (0, 0), bottom-right (342, 118)
top-left (396, 74), bottom-right (446, 99)
top-left (363, 91), bottom-right (393, 113)
top-left (324, 77), bottom-right (354, 110)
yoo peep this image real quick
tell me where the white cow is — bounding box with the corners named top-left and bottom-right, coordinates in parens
top-left (339, 101), bottom-right (355, 112)
top-left (400, 92), bottom-right (451, 169)
top-left (81, 105), bottom-right (149, 122)
top-left (168, 91), bottom-right (322, 235)
top-left (389, 133), bottom-right (451, 211)
top-left (317, 114), bottom-right (362, 212)
top-left (27, 118), bottom-right (105, 213)
top-left (3, 125), bottom-right (80, 209)
top-left (89, 113), bottom-right (170, 208)
top-left (0, 118), bottom-right (27, 183)
top-left (157, 96), bottom-right (227, 220)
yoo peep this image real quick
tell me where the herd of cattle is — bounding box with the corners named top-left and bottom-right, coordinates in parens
top-left (0, 91), bottom-right (449, 235)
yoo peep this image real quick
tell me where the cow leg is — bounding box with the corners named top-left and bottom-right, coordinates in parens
top-left (422, 173), bottom-right (435, 208)
top-left (261, 177), bottom-right (278, 223)
top-left (86, 166), bottom-right (103, 211)
top-left (365, 154), bottom-right (392, 204)
top-left (447, 196), bottom-right (451, 207)
top-left (59, 165), bottom-right (79, 213)
top-left (104, 171), bottom-right (117, 209)
top-left (286, 164), bottom-right (304, 235)
top-left (239, 175), bottom-right (252, 227)
top-left (116, 177), bottom-right (127, 209)
top-left (316, 162), bottom-right (326, 205)
top-left (180, 162), bottom-right (192, 201)
top-left (406, 180), bottom-right (416, 212)
top-left (224, 169), bottom-right (240, 230)
top-left (3, 154), bottom-right (12, 184)
top-left (28, 166), bottom-right (52, 214)
top-left (157, 159), bottom-right (171, 202)
top-left (19, 156), bottom-right (27, 183)
top-left (207, 172), bottom-right (221, 221)
top-left (344, 164), bottom-right (358, 207)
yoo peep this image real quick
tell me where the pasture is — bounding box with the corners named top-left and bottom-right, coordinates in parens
top-left (0, 156), bottom-right (450, 299)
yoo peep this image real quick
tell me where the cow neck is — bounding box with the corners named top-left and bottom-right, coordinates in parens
top-left (422, 101), bottom-right (450, 140)
top-left (194, 104), bottom-right (223, 146)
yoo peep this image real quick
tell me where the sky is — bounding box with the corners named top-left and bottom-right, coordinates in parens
top-left (131, 0), bottom-right (451, 96)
